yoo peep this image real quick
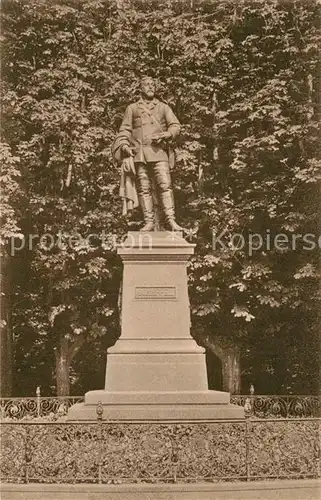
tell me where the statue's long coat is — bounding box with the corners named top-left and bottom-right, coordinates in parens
top-left (112, 97), bottom-right (180, 167)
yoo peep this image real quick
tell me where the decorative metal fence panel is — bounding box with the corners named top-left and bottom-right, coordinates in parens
top-left (246, 420), bottom-right (320, 479)
top-left (231, 395), bottom-right (321, 418)
top-left (1, 395), bottom-right (320, 420)
top-left (1, 419), bottom-right (320, 483)
top-left (0, 397), bottom-right (84, 420)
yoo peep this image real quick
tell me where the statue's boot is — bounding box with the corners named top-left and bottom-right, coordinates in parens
top-left (141, 222), bottom-right (154, 232)
top-left (167, 219), bottom-right (185, 232)
top-left (139, 193), bottom-right (154, 232)
top-left (136, 163), bottom-right (155, 231)
top-left (160, 190), bottom-right (185, 232)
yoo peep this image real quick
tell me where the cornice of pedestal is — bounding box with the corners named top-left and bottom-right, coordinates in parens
top-left (117, 231), bottom-right (195, 260)
top-left (107, 337), bottom-right (205, 354)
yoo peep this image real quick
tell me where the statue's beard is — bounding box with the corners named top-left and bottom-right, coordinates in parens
top-left (142, 92), bottom-right (154, 100)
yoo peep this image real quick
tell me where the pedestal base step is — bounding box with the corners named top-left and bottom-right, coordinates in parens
top-left (67, 390), bottom-right (244, 420)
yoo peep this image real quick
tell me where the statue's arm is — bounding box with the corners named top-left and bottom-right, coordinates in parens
top-left (164, 104), bottom-right (181, 139)
top-left (119, 105), bottom-right (134, 137)
top-left (112, 105), bottom-right (133, 164)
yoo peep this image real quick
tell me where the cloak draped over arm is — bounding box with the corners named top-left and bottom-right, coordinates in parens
top-left (112, 105), bottom-right (133, 165)
top-left (112, 106), bottom-right (138, 215)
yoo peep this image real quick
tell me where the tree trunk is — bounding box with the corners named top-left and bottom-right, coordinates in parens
top-left (55, 336), bottom-right (70, 396)
top-left (54, 333), bottom-right (85, 396)
top-left (221, 346), bottom-right (241, 394)
top-left (202, 335), bottom-right (241, 394)
top-left (0, 249), bottom-right (12, 396)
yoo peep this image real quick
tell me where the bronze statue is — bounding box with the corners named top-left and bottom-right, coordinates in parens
top-left (113, 77), bottom-right (183, 231)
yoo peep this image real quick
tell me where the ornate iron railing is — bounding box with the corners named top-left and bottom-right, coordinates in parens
top-left (0, 397), bottom-right (84, 420)
top-left (231, 395), bottom-right (321, 418)
top-left (1, 394), bottom-right (320, 420)
top-left (1, 415), bottom-right (320, 483)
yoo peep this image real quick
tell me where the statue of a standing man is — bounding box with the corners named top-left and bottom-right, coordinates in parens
top-left (113, 77), bottom-right (183, 231)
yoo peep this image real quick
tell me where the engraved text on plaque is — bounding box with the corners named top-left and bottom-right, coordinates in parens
top-left (135, 286), bottom-right (177, 300)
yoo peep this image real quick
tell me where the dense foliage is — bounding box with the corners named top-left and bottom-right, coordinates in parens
top-left (1, 0), bottom-right (320, 395)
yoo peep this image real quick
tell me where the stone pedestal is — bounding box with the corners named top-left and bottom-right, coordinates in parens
top-left (68, 232), bottom-right (244, 420)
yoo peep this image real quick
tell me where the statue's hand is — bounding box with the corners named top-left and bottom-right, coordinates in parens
top-left (121, 145), bottom-right (134, 158)
top-left (151, 131), bottom-right (171, 144)
top-left (122, 157), bottom-right (135, 175)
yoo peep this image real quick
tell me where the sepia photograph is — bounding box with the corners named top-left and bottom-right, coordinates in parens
top-left (1, 0), bottom-right (320, 498)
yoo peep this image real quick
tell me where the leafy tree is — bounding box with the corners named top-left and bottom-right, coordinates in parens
top-left (2, 0), bottom-right (320, 395)
top-left (0, 143), bottom-right (24, 395)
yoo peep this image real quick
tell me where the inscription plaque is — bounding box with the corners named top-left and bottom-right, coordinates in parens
top-left (135, 286), bottom-right (177, 300)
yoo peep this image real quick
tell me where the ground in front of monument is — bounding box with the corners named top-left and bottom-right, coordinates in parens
top-left (2, 480), bottom-right (321, 500)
